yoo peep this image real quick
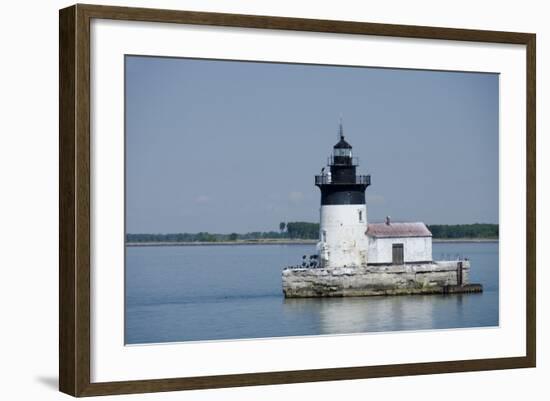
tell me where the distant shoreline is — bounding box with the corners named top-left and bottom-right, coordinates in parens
top-left (126, 238), bottom-right (498, 247)
top-left (126, 239), bottom-right (317, 247)
top-left (432, 238), bottom-right (499, 243)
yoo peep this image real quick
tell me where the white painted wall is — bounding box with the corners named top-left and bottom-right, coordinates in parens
top-left (368, 236), bottom-right (432, 264)
top-left (318, 204), bottom-right (368, 267)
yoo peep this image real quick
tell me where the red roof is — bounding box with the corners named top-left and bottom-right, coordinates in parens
top-left (367, 222), bottom-right (432, 238)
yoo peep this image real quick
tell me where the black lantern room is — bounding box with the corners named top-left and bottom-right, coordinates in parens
top-left (314, 123), bottom-right (371, 205)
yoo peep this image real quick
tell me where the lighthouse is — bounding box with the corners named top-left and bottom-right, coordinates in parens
top-left (283, 121), bottom-right (481, 297)
top-left (315, 122), bottom-right (371, 268)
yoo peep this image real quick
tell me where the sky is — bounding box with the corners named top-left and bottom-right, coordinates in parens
top-left (125, 56), bottom-right (499, 234)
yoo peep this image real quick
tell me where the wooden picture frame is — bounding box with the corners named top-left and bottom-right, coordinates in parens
top-left (59, 3), bottom-right (536, 397)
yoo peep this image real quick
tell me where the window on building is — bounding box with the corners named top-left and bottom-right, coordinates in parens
top-left (392, 243), bottom-right (404, 265)
top-left (322, 230), bottom-right (327, 242)
top-left (358, 210), bottom-right (363, 222)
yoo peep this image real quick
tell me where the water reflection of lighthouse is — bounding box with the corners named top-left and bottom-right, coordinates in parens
top-left (315, 121), bottom-right (371, 268)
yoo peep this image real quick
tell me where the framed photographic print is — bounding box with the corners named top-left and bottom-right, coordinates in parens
top-left (59, 4), bottom-right (536, 397)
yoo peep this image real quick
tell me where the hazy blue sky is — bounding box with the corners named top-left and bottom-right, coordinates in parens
top-left (125, 56), bottom-right (498, 234)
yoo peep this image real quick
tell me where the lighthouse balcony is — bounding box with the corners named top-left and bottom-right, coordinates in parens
top-left (315, 174), bottom-right (371, 186)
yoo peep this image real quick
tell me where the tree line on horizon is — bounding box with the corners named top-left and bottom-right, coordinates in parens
top-left (126, 222), bottom-right (498, 243)
top-left (427, 223), bottom-right (498, 239)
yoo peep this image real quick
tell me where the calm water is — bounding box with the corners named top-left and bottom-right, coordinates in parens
top-left (125, 242), bottom-right (499, 344)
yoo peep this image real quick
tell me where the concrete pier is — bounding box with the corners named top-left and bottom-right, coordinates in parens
top-left (282, 260), bottom-right (482, 298)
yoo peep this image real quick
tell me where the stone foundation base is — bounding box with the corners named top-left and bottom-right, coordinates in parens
top-left (282, 261), bottom-right (482, 298)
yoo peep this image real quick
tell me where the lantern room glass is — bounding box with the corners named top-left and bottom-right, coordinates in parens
top-left (334, 148), bottom-right (352, 157)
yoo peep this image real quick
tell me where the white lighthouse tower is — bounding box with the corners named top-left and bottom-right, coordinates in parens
top-left (315, 122), bottom-right (371, 268)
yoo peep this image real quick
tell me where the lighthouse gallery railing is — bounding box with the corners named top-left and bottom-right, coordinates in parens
top-left (315, 174), bottom-right (371, 185)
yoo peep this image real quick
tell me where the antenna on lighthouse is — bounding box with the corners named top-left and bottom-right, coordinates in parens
top-left (338, 115), bottom-right (344, 140)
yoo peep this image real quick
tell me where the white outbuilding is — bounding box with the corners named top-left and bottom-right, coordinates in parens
top-left (366, 219), bottom-right (433, 265)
